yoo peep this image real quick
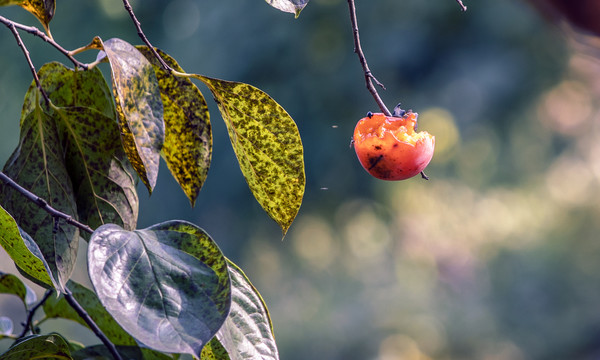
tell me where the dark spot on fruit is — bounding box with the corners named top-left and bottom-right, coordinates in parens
top-left (368, 154), bottom-right (383, 170)
top-left (374, 145), bottom-right (382, 150)
top-left (367, 112), bottom-right (373, 118)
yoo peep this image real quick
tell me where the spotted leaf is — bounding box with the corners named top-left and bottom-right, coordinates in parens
top-left (136, 46), bottom-right (212, 206)
top-left (0, 205), bottom-right (55, 288)
top-left (0, 99), bottom-right (78, 292)
top-left (195, 76), bottom-right (305, 235)
top-left (21, 62), bottom-right (138, 232)
top-left (0, 333), bottom-right (72, 359)
top-left (98, 37), bottom-right (165, 193)
top-left (88, 221), bottom-right (231, 357)
top-left (0, 0), bottom-right (55, 35)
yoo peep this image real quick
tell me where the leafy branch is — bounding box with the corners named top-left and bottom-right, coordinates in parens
top-left (0, 171), bottom-right (122, 360)
top-left (0, 1), bottom-right (301, 359)
top-left (0, 172), bottom-right (94, 235)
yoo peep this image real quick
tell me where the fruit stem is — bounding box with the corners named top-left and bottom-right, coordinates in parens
top-left (347, 0), bottom-right (392, 116)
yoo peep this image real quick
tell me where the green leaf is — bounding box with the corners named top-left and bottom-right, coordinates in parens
top-left (43, 280), bottom-right (138, 347)
top-left (135, 46), bottom-right (212, 207)
top-left (264, 0), bottom-right (308, 18)
top-left (195, 76), bottom-right (305, 235)
top-left (71, 345), bottom-right (172, 360)
top-left (44, 281), bottom-right (171, 359)
top-left (0, 0), bottom-right (55, 34)
top-left (0, 317), bottom-right (13, 336)
top-left (200, 337), bottom-right (230, 360)
top-left (88, 221), bottom-right (231, 357)
top-left (56, 107), bottom-right (138, 231)
top-left (22, 62), bottom-right (116, 122)
top-left (0, 333), bottom-right (72, 359)
top-left (98, 37), bottom-right (165, 193)
top-left (21, 62), bottom-right (138, 232)
top-left (0, 100), bottom-right (78, 291)
top-left (0, 205), bottom-right (55, 288)
top-left (216, 260), bottom-right (279, 360)
top-left (0, 272), bottom-right (28, 305)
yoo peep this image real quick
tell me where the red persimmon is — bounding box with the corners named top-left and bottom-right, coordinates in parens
top-left (353, 111), bottom-right (435, 181)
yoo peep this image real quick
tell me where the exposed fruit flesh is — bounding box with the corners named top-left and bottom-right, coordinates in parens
top-left (353, 112), bottom-right (435, 181)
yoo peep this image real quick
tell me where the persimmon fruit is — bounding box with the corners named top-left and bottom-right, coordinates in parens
top-left (353, 110), bottom-right (435, 181)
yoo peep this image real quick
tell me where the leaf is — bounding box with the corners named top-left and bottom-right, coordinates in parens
top-left (98, 37), bottom-right (165, 193)
top-left (0, 0), bottom-right (55, 34)
top-left (0, 205), bottom-right (55, 288)
top-left (200, 337), bottom-right (230, 360)
top-left (0, 317), bottom-right (13, 336)
top-left (21, 62), bottom-right (116, 122)
top-left (216, 260), bottom-right (279, 360)
top-left (195, 76), bottom-right (305, 235)
top-left (0, 333), bottom-right (72, 359)
top-left (71, 345), bottom-right (172, 360)
top-left (0, 272), bottom-right (28, 305)
top-left (0, 100), bottom-right (78, 291)
top-left (264, 0), bottom-right (308, 18)
top-left (43, 280), bottom-right (138, 347)
top-left (135, 46), bottom-right (212, 207)
top-left (21, 62), bottom-right (138, 232)
top-left (88, 221), bottom-right (231, 357)
top-left (56, 107), bottom-right (139, 231)
top-left (44, 281), bottom-right (171, 360)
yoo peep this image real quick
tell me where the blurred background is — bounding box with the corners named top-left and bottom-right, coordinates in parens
top-left (2, 0), bottom-right (600, 359)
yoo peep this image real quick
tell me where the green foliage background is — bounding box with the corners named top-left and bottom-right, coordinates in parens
top-left (2, 0), bottom-right (599, 359)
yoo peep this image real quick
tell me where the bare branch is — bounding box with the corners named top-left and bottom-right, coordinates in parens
top-left (64, 289), bottom-right (124, 360)
top-left (5, 21), bottom-right (51, 105)
top-left (0, 15), bottom-right (87, 70)
top-left (347, 0), bottom-right (391, 116)
top-left (0, 172), bottom-right (94, 235)
top-left (17, 289), bottom-right (54, 339)
top-left (121, 0), bottom-right (172, 72)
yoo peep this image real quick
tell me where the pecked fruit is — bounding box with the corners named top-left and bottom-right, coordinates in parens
top-left (353, 110), bottom-right (435, 180)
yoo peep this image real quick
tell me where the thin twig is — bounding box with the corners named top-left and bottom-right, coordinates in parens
top-left (347, 0), bottom-right (391, 116)
top-left (64, 289), bottom-right (124, 360)
top-left (5, 22), bottom-right (51, 105)
top-left (455, 0), bottom-right (468, 11)
top-left (17, 289), bottom-right (54, 338)
top-left (121, 0), bottom-right (172, 72)
top-left (0, 172), bottom-right (94, 234)
top-left (0, 15), bottom-right (87, 70)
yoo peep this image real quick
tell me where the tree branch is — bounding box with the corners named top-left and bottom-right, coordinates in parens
top-left (0, 15), bottom-right (87, 70)
top-left (121, 0), bottom-right (172, 72)
top-left (4, 21), bottom-right (51, 106)
top-left (455, 0), bottom-right (468, 11)
top-left (0, 172), bottom-right (94, 235)
top-left (64, 289), bottom-right (124, 360)
top-left (17, 289), bottom-right (54, 338)
top-left (347, 0), bottom-right (391, 116)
